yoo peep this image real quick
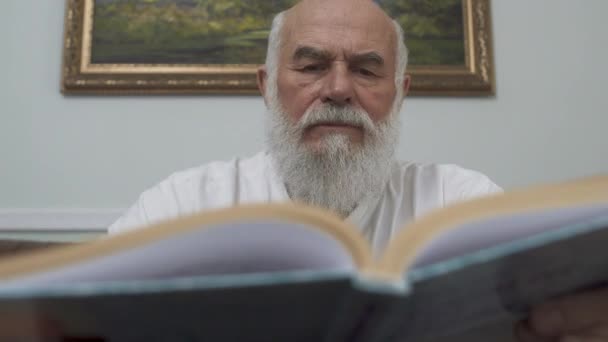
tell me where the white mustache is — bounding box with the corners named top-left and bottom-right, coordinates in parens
top-left (296, 105), bottom-right (376, 133)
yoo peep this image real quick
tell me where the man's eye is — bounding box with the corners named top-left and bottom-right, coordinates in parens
top-left (300, 64), bottom-right (326, 73)
top-left (355, 68), bottom-right (376, 77)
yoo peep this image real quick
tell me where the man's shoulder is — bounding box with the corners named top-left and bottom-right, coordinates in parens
top-left (394, 160), bottom-right (495, 181)
top-left (135, 151), bottom-right (274, 213)
top-left (161, 151), bottom-right (272, 188)
top-left (108, 152), bottom-right (276, 234)
top-left (392, 160), bottom-right (502, 202)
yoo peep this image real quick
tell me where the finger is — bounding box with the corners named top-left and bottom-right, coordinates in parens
top-left (559, 324), bottom-right (608, 342)
top-left (529, 288), bottom-right (608, 337)
top-left (514, 320), bottom-right (552, 342)
top-left (560, 334), bottom-right (608, 342)
top-left (0, 312), bottom-right (62, 341)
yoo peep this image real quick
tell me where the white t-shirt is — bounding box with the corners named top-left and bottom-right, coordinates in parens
top-left (109, 151), bottom-right (501, 252)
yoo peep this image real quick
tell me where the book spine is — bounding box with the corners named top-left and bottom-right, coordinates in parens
top-left (323, 278), bottom-right (409, 342)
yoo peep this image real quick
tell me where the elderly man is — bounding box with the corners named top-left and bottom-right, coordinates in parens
top-left (109, 0), bottom-right (499, 247)
top-left (109, 0), bottom-right (608, 341)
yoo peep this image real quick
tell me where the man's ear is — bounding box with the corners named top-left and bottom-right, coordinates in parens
top-left (257, 66), bottom-right (268, 105)
top-left (402, 74), bottom-right (411, 97)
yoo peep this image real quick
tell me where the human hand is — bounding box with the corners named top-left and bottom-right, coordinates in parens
top-left (0, 311), bottom-right (106, 342)
top-left (0, 311), bottom-right (63, 342)
top-left (514, 287), bottom-right (608, 342)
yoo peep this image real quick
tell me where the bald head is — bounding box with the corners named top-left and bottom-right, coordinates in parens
top-left (283, 0), bottom-right (397, 50)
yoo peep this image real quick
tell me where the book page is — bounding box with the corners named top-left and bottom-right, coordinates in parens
top-left (0, 220), bottom-right (357, 289)
top-left (381, 213), bottom-right (608, 342)
top-left (410, 204), bottom-right (608, 268)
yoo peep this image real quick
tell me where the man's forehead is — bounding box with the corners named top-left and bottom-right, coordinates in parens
top-left (286, 0), bottom-right (390, 21)
top-left (282, 0), bottom-right (396, 55)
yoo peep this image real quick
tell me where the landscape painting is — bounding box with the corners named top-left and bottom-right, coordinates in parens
top-left (91, 0), bottom-right (464, 66)
top-left (62, 0), bottom-right (493, 95)
top-left (91, 0), bottom-right (298, 65)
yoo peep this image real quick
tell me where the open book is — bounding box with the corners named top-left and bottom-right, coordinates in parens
top-left (0, 175), bottom-right (607, 341)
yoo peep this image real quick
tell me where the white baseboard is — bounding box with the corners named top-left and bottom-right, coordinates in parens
top-left (0, 209), bottom-right (123, 231)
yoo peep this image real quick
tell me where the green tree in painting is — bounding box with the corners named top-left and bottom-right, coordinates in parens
top-left (92, 0), bottom-right (298, 64)
top-left (376, 0), bottom-right (464, 65)
top-left (92, 0), bottom-right (464, 66)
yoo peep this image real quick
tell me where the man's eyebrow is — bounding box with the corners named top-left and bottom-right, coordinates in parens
top-left (349, 52), bottom-right (384, 66)
top-left (292, 46), bottom-right (332, 61)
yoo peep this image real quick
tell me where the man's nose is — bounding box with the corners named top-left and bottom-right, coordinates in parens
top-left (320, 64), bottom-right (354, 106)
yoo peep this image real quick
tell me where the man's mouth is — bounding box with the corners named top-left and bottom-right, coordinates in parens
top-left (303, 122), bottom-right (364, 141)
top-left (307, 121), bottom-right (362, 130)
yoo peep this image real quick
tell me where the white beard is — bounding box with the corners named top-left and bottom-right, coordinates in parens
top-left (266, 95), bottom-right (402, 218)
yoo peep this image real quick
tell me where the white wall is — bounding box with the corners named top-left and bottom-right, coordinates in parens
top-left (1, 1), bottom-right (607, 233)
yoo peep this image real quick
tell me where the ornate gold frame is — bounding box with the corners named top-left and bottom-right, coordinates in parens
top-left (61, 0), bottom-right (495, 96)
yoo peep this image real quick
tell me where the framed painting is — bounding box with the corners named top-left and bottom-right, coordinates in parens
top-left (62, 0), bottom-right (495, 96)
